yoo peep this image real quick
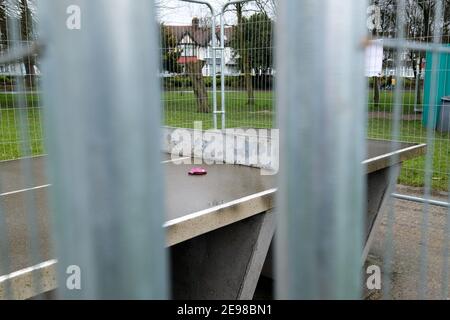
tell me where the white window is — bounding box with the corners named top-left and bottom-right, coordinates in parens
top-left (182, 44), bottom-right (196, 57)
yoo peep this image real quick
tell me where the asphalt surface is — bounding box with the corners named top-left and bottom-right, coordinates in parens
top-left (0, 154), bottom-right (273, 274)
top-left (366, 185), bottom-right (450, 300)
top-left (0, 157), bottom-right (52, 275)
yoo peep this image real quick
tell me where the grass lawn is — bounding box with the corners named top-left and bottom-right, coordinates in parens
top-left (165, 89), bottom-right (421, 129)
top-left (0, 90), bottom-right (447, 192)
top-left (164, 90), bottom-right (275, 129)
top-left (368, 89), bottom-right (420, 114)
top-left (0, 107), bottom-right (44, 160)
top-left (368, 118), bottom-right (450, 192)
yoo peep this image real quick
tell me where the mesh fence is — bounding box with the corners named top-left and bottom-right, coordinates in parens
top-left (365, 0), bottom-right (450, 300)
top-left (367, 0), bottom-right (450, 193)
top-left (159, 1), bottom-right (275, 130)
top-left (1, 0), bottom-right (450, 300)
top-left (1, 1), bottom-right (449, 191)
top-left (0, 0), bottom-right (43, 162)
top-left (159, 1), bottom-right (450, 196)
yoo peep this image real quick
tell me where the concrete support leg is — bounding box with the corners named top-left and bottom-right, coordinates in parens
top-left (262, 165), bottom-right (402, 279)
top-left (170, 211), bottom-right (275, 300)
top-left (363, 165), bottom-right (401, 261)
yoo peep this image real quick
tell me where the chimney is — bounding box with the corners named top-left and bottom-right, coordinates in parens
top-left (192, 17), bottom-right (199, 29)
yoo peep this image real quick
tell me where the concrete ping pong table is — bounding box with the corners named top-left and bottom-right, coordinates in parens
top-left (0, 128), bottom-right (426, 300)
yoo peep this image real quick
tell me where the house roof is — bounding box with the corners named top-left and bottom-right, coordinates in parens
top-left (177, 56), bottom-right (199, 64)
top-left (166, 24), bottom-right (235, 47)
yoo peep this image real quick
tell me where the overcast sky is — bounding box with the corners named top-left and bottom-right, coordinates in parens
top-left (157, 0), bottom-right (265, 25)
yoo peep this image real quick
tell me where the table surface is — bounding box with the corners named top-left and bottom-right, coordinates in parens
top-left (0, 139), bottom-right (426, 273)
top-left (0, 139), bottom-right (426, 221)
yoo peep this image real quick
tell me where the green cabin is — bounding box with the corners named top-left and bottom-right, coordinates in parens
top-left (423, 44), bottom-right (450, 128)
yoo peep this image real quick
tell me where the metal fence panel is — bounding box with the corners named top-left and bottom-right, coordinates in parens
top-left (39, 0), bottom-right (168, 299)
top-left (366, 0), bottom-right (450, 300)
top-left (160, 0), bottom-right (275, 130)
top-left (276, 0), bottom-right (367, 299)
top-left (1, 0), bottom-right (450, 301)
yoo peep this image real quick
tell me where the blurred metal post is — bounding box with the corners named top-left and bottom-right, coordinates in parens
top-left (181, 0), bottom-right (218, 129)
top-left (276, 0), bottom-right (367, 299)
top-left (39, 0), bottom-right (168, 299)
top-left (220, 0), bottom-right (252, 129)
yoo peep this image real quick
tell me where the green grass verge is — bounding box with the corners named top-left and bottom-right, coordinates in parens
top-left (164, 90), bottom-right (275, 129)
top-left (368, 89), bottom-right (420, 114)
top-left (165, 89), bottom-right (421, 129)
top-left (368, 118), bottom-right (450, 192)
top-left (0, 107), bottom-right (44, 160)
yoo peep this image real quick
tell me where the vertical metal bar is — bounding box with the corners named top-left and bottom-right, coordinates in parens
top-left (276, 0), bottom-right (367, 299)
top-left (419, 0), bottom-right (444, 300)
top-left (443, 150), bottom-right (450, 299)
top-left (220, 13), bottom-right (226, 129)
top-left (211, 10), bottom-right (218, 129)
top-left (220, 0), bottom-right (253, 130)
top-left (414, 59), bottom-right (420, 112)
top-left (39, 0), bottom-right (167, 299)
top-left (383, 0), bottom-right (407, 300)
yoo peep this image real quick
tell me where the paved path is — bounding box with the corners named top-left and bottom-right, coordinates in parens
top-left (0, 157), bottom-right (52, 275)
top-left (366, 185), bottom-right (450, 300)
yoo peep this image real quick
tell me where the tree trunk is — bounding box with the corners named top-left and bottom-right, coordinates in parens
top-left (0, 4), bottom-right (7, 46)
top-left (416, 72), bottom-right (422, 108)
top-left (413, 54), bottom-right (422, 108)
top-left (370, 27), bottom-right (379, 105)
top-left (423, 8), bottom-right (430, 42)
top-left (373, 76), bottom-right (380, 105)
top-left (24, 56), bottom-right (35, 88)
top-left (244, 55), bottom-right (254, 106)
top-left (186, 61), bottom-right (210, 113)
top-left (20, 0), bottom-right (35, 88)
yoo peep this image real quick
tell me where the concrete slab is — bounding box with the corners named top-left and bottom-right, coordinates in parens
top-left (0, 139), bottom-right (427, 299)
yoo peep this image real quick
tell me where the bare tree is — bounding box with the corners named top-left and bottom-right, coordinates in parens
top-left (0, 1), bottom-right (7, 49)
top-left (254, 0), bottom-right (277, 17)
top-left (372, 0), bottom-right (450, 106)
top-left (20, 0), bottom-right (36, 88)
top-left (155, 0), bottom-right (184, 22)
top-left (186, 61), bottom-right (210, 113)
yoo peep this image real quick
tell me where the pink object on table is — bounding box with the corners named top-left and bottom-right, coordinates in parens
top-left (188, 167), bottom-right (207, 176)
